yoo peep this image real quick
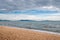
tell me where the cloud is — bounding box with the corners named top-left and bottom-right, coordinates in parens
top-left (0, 14), bottom-right (60, 21)
top-left (41, 6), bottom-right (60, 10)
top-left (0, 0), bottom-right (60, 21)
top-left (6, 0), bottom-right (13, 2)
top-left (0, 0), bottom-right (60, 10)
top-left (0, 9), bottom-right (7, 10)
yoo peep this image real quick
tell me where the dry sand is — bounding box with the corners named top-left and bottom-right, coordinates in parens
top-left (0, 26), bottom-right (60, 40)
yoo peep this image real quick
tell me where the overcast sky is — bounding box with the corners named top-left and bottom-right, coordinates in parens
top-left (0, 0), bottom-right (60, 21)
top-left (0, 0), bottom-right (60, 10)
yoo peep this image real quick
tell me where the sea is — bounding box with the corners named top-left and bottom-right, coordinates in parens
top-left (0, 20), bottom-right (60, 33)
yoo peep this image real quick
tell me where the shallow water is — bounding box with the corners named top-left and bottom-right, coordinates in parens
top-left (0, 21), bottom-right (60, 33)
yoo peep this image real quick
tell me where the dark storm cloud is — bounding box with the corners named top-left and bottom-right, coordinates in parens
top-left (0, 0), bottom-right (60, 10)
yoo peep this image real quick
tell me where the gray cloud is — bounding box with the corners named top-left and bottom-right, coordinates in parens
top-left (0, 0), bottom-right (60, 11)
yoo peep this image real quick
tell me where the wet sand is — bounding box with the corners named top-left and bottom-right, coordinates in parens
top-left (0, 26), bottom-right (60, 40)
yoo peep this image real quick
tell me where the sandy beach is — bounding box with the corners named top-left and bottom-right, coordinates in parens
top-left (0, 26), bottom-right (60, 40)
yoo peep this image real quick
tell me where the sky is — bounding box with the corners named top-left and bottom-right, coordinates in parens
top-left (0, 0), bottom-right (60, 21)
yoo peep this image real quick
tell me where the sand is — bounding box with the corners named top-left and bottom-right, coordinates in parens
top-left (0, 26), bottom-right (60, 40)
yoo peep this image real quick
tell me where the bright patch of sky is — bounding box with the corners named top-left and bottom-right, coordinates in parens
top-left (0, 13), bottom-right (60, 21)
top-left (6, 0), bottom-right (13, 2)
top-left (0, 9), bottom-right (7, 10)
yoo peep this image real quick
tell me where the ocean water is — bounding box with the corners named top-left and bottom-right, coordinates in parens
top-left (0, 20), bottom-right (60, 33)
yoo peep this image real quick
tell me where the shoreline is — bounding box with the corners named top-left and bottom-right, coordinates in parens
top-left (0, 26), bottom-right (60, 35)
top-left (0, 26), bottom-right (60, 40)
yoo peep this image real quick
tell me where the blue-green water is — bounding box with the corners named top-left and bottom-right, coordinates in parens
top-left (0, 20), bottom-right (60, 33)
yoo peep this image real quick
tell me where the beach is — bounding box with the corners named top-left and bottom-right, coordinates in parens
top-left (0, 26), bottom-right (60, 40)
